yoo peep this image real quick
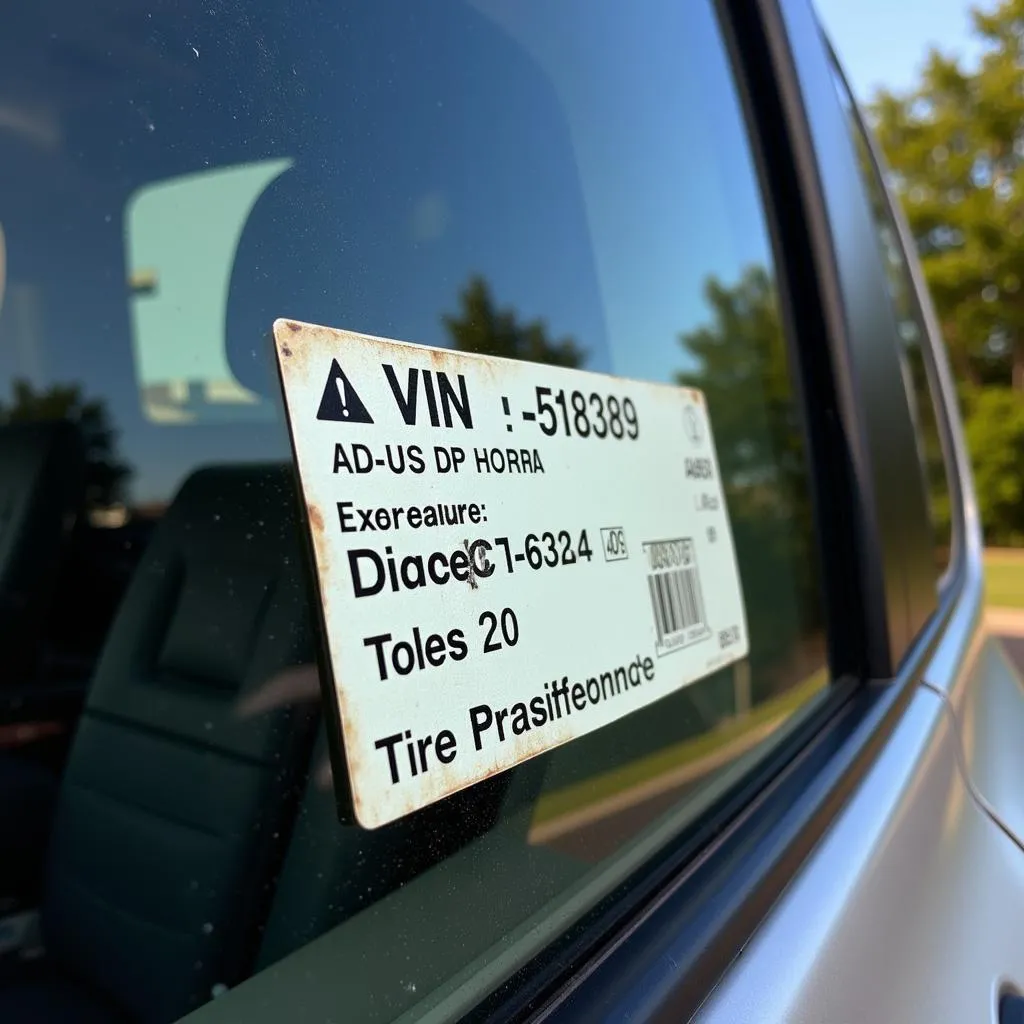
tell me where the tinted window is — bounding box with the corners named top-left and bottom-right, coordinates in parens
top-left (831, 63), bottom-right (956, 578)
top-left (0, 2), bottom-right (827, 1019)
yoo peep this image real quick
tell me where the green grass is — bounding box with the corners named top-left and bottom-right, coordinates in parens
top-left (985, 548), bottom-right (1024, 609)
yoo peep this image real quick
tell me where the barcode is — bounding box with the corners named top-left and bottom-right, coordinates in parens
top-left (644, 537), bottom-right (707, 654)
top-left (648, 564), bottom-right (705, 640)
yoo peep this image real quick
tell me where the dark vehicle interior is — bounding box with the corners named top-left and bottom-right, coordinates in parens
top-left (0, 455), bottom-right (520, 1022)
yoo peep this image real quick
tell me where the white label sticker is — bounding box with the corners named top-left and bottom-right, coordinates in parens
top-left (273, 319), bottom-right (749, 828)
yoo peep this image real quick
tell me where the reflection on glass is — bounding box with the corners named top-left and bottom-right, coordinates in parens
top-left (524, 264), bottom-right (826, 860)
top-left (444, 276), bottom-right (587, 367)
top-left (0, 0), bottom-right (831, 1020)
top-left (125, 159), bottom-right (293, 424)
top-left (1, 379), bottom-right (131, 512)
top-left (679, 267), bottom-right (823, 685)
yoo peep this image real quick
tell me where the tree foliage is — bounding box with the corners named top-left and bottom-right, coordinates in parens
top-left (871, 0), bottom-right (1024, 389)
top-left (679, 267), bottom-right (821, 692)
top-left (0, 380), bottom-right (131, 508)
top-left (870, 0), bottom-right (1024, 544)
top-left (964, 384), bottom-right (1024, 543)
top-left (443, 276), bottom-right (585, 368)
top-left (678, 267), bottom-right (806, 503)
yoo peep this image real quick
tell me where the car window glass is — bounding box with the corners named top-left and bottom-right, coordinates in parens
top-left (0, 2), bottom-right (828, 1020)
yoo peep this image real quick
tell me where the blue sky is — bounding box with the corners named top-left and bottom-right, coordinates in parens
top-left (816, 0), bottom-right (980, 99)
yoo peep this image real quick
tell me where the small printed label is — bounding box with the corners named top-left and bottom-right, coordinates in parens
top-left (273, 319), bottom-right (749, 828)
top-left (601, 527), bottom-right (629, 563)
top-left (644, 538), bottom-right (709, 656)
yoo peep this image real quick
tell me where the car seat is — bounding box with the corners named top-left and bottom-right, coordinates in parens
top-left (0, 463), bottom-right (317, 1023)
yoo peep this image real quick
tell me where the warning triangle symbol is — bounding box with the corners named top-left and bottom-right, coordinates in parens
top-left (316, 359), bottom-right (374, 423)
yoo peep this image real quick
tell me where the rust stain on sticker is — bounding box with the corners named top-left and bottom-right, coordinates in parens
top-left (273, 319), bottom-right (322, 377)
top-left (307, 503), bottom-right (325, 535)
top-left (343, 697), bottom-right (371, 820)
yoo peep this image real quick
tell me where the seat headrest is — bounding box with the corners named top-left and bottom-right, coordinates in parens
top-left (85, 462), bottom-right (316, 763)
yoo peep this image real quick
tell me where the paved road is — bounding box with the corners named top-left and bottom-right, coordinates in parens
top-left (986, 607), bottom-right (1024, 673)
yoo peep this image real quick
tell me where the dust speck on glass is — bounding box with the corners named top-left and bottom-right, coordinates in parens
top-left (0, 1), bottom-right (828, 1021)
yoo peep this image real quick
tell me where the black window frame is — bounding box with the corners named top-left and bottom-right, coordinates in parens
top-left (825, 43), bottom-right (967, 601)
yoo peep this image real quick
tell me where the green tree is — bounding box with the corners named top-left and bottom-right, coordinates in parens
top-left (679, 267), bottom-right (821, 693)
top-left (1, 380), bottom-right (132, 508)
top-left (963, 384), bottom-right (1024, 543)
top-left (678, 267), bottom-right (806, 502)
top-left (870, 0), bottom-right (1024, 390)
top-left (443, 276), bottom-right (585, 368)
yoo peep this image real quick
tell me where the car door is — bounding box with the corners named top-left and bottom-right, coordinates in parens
top-left (2, 0), bottom-right (1022, 1022)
